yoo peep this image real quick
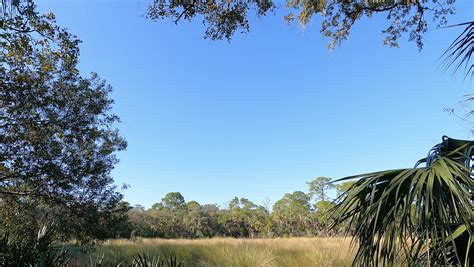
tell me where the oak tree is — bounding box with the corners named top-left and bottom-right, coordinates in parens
top-left (1, 1), bottom-right (126, 242)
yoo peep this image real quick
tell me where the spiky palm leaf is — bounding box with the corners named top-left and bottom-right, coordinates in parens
top-left (441, 21), bottom-right (473, 78)
top-left (332, 137), bottom-right (473, 266)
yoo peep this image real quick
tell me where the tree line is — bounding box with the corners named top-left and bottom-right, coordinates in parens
top-left (113, 177), bottom-right (354, 239)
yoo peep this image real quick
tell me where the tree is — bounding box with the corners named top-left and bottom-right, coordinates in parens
top-left (1, 0), bottom-right (126, 243)
top-left (220, 197), bottom-right (251, 237)
top-left (200, 203), bottom-right (224, 237)
top-left (161, 192), bottom-right (186, 210)
top-left (312, 200), bottom-right (335, 236)
top-left (272, 191), bottom-right (312, 236)
top-left (128, 205), bottom-right (155, 237)
top-left (101, 201), bottom-right (134, 239)
top-left (149, 192), bottom-right (187, 238)
top-left (182, 200), bottom-right (222, 238)
top-left (335, 181), bottom-right (356, 198)
top-left (307, 177), bottom-right (334, 202)
top-left (183, 200), bottom-right (208, 238)
top-left (225, 197), bottom-right (270, 238)
top-left (148, 0), bottom-right (455, 49)
top-left (332, 136), bottom-right (473, 266)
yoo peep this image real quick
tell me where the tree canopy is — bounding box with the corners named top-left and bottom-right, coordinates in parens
top-left (307, 176), bottom-right (333, 202)
top-left (148, 0), bottom-right (456, 49)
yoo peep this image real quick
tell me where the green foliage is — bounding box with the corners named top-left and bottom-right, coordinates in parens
top-left (161, 192), bottom-right (186, 210)
top-left (0, 227), bottom-right (70, 267)
top-left (335, 181), bottom-right (356, 198)
top-left (272, 191), bottom-right (312, 236)
top-left (1, 0), bottom-right (127, 246)
top-left (147, 0), bottom-right (275, 41)
top-left (313, 200), bottom-right (336, 236)
top-left (147, 0), bottom-right (455, 49)
top-left (307, 177), bottom-right (334, 202)
top-left (123, 187), bottom-right (352, 239)
top-left (332, 136), bottom-right (473, 266)
top-left (221, 197), bottom-right (270, 238)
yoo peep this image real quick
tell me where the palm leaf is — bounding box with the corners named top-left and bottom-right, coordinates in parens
top-left (332, 156), bottom-right (472, 266)
top-left (441, 21), bottom-right (474, 79)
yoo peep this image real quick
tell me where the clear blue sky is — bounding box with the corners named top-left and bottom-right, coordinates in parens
top-left (37, 0), bottom-right (472, 208)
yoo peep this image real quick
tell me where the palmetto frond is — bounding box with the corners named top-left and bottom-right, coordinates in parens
top-left (332, 136), bottom-right (473, 266)
top-left (441, 21), bottom-right (474, 78)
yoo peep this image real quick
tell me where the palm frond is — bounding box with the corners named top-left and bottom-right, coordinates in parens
top-left (332, 156), bottom-right (472, 266)
top-left (441, 21), bottom-right (474, 79)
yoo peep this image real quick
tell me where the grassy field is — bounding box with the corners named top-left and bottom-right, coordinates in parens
top-left (70, 237), bottom-right (354, 266)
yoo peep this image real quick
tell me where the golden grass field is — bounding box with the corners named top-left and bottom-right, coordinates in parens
top-left (72, 237), bottom-right (355, 266)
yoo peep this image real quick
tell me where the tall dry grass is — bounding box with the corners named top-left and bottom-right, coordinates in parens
top-left (71, 237), bottom-right (354, 266)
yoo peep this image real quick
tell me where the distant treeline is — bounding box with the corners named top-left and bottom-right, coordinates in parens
top-left (112, 177), bottom-right (354, 239)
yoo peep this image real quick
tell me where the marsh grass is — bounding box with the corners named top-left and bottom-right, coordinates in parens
top-left (70, 237), bottom-right (354, 266)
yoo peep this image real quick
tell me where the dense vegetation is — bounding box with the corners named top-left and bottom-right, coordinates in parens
top-left (1, 0), bottom-right (472, 266)
top-left (117, 177), bottom-right (353, 239)
top-left (1, 2), bottom-right (127, 263)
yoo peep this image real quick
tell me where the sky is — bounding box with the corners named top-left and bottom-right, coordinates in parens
top-left (37, 0), bottom-right (472, 208)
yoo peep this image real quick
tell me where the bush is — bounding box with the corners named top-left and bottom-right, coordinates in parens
top-left (0, 225), bottom-right (71, 267)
